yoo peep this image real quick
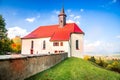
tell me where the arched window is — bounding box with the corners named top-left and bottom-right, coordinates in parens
top-left (76, 40), bottom-right (79, 50)
top-left (30, 41), bottom-right (34, 54)
top-left (31, 41), bottom-right (34, 49)
top-left (43, 40), bottom-right (46, 50)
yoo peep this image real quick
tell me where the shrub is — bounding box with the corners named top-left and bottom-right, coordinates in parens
top-left (84, 55), bottom-right (90, 61)
top-left (88, 56), bottom-right (96, 63)
top-left (106, 61), bottom-right (120, 73)
top-left (96, 58), bottom-right (108, 67)
top-left (106, 64), bottom-right (113, 70)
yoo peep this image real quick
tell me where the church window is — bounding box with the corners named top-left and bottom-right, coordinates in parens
top-left (76, 40), bottom-right (79, 50)
top-left (53, 42), bottom-right (59, 46)
top-left (43, 40), bottom-right (46, 50)
top-left (60, 42), bottom-right (63, 46)
top-left (31, 41), bottom-right (34, 49)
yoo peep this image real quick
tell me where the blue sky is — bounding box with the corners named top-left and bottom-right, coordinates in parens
top-left (0, 0), bottom-right (120, 55)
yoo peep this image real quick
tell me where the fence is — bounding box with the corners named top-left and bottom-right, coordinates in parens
top-left (0, 53), bottom-right (68, 80)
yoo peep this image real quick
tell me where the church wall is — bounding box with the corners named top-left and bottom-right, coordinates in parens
top-left (70, 33), bottom-right (84, 58)
top-left (21, 38), bottom-right (69, 55)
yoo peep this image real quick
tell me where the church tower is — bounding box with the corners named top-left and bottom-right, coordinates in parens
top-left (58, 7), bottom-right (67, 27)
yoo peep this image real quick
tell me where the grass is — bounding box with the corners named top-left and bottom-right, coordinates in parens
top-left (25, 57), bottom-right (120, 80)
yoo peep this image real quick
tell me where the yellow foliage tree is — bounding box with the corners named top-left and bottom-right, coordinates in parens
top-left (11, 36), bottom-right (21, 53)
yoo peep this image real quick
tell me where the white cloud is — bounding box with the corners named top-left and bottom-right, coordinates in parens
top-left (112, 0), bottom-right (117, 3)
top-left (66, 10), bottom-right (81, 25)
top-left (74, 16), bottom-right (81, 20)
top-left (67, 15), bottom-right (81, 25)
top-left (37, 15), bottom-right (40, 18)
top-left (67, 20), bottom-right (75, 23)
top-left (69, 14), bottom-right (74, 17)
top-left (84, 40), bottom-right (120, 54)
top-left (100, 0), bottom-right (117, 8)
top-left (80, 9), bottom-right (84, 12)
top-left (116, 35), bottom-right (120, 38)
top-left (25, 17), bottom-right (35, 22)
top-left (67, 9), bottom-right (71, 13)
top-left (53, 10), bottom-right (59, 14)
top-left (7, 26), bottom-right (29, 39)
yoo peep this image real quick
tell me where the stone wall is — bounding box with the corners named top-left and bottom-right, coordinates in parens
top-left (0, 53), bottom-right (68, 80)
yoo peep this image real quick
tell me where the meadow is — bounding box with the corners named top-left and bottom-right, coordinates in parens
top-left (25, 57), bottom-right (120, 80)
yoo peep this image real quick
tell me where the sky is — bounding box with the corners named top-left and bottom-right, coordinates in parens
top-left (0, 0), bottom-right (120, 55)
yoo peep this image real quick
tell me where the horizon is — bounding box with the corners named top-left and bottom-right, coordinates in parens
top-left (0, 0), bottom-right (120, 54)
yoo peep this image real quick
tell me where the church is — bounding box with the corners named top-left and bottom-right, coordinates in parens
top-left (21, 8), bottom-right (84, 57)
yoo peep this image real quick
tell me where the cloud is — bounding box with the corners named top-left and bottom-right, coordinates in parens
top-left (37, 15), bottom-right (40, 18)
top-left (84, 40), bottom-right (120, 54)
top-left (100, 0), bottom-right (117, 8)
top-left (69, 14), bottom-right (74, 17)
top-left (116, 35), bottom-right (120, 38)
top-left (66, 10), bottom-right (81, 25)
top-left (74, 16), bottom-right (81, 20)
top-left (7, 26), bottom-right (29, 39)
top-left (80, 9), bottom-right (84, 12)
top-left (67, 9), bottom-right (71, 13)
top-left (53, 10), bottom-right (60, 14)
top-left (67, 20), bottom-right (75, 23)
top-left (112, 0), bottom-right (117, 3)
top-left (25, 17), bottom-right (35, 22)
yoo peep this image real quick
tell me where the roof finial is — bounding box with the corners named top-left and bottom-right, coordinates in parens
top-left (60, 6), bottom-right (65, 14)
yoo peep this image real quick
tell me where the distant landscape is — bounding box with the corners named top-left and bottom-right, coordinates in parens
top-left (84, 52), bottom-right (120, 57)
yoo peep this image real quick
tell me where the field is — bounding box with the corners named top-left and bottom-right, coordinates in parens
top-left (25, 57), bottom-right (120, 80)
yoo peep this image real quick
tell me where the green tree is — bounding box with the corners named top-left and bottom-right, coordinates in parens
top-left (0, 15), bottom-right (13, 55)
top-left (0, 15), bottom-right (7, 39)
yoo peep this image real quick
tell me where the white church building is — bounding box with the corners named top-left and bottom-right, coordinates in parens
top-left (21, 8), bottom-right (84, 57)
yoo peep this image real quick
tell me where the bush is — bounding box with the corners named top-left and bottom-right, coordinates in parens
top-left (96, 58), bottom-right (108, 67)
top-left (88, 56), bottom-right (96, 63)
top-left (84, 55), bottom-right (90, 61)
top-left (106, 61), bottom-right (120, 73)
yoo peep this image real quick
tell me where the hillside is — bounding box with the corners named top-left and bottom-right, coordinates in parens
top-left (25, 57), bottom-right (120, 80)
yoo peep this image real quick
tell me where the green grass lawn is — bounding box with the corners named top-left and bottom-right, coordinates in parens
top-left (25, 57), bottom-right (120, 80)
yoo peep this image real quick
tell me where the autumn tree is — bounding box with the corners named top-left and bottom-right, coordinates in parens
top-left (11, 36), bottom-right (21, 53)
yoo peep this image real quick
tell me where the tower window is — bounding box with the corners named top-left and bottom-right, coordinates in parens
top-left (76, 40), bottom-right (79, 50)
top-left (61, 20), bottom-right (63, 23)
top-left (43, 40), bottom-right (46, 50)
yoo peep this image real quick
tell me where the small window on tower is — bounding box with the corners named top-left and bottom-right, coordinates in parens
top-left (61, 20), bottom-right (62, 23)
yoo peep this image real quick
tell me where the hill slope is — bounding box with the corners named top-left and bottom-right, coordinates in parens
top-left (25, 57), bottom-right (120, 80)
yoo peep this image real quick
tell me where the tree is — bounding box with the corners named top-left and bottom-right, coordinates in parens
top-left (0, 15), bottom-right (7, 39)
top-left (0, 15), bottom-right (13, 55)
top-left (11, 36), bottom-right (21, 53)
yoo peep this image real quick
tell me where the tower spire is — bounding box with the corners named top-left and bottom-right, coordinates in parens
top-left (58, 7), bottom-right (67, 27)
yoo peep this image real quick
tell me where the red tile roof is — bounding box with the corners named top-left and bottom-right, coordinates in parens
top-left (22, 23), bottom-right (84, 41)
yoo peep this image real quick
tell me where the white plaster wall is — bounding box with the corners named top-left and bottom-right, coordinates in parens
top-left (21, 37), bottom-right (70, 55)
top-left (70, 33), bottom-right (84, 58)
top-left (51, 41), bottom-right (70, 56)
